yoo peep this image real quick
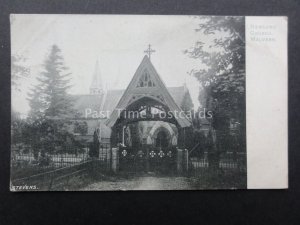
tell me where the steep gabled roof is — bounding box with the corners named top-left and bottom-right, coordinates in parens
top-left (72, 86), bottom-right (191, 119)
top-left (105, 55), bottom-right (191, 128)
top-left (102, 89), bottom-right (125, 113)
top-left (167, 86), bottom-right (186, 108)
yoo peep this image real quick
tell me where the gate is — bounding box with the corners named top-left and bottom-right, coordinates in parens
top-left (98, 143), bottom-right (111, 171)
top-left (119, 145), bottom-right (177, 174)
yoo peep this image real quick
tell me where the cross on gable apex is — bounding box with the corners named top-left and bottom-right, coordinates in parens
top-left (144, 44), bottom-right (155, 60)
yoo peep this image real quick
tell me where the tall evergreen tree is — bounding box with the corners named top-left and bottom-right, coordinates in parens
top-left (26, 45), bottom-right (75, 156)
top-left (28, 45), bottom-right (74, 120)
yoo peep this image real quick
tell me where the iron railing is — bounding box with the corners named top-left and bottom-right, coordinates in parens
top-left (10, 143), bottom-right (112, 191)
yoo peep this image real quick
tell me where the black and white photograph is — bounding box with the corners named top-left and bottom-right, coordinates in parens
top-left (11, 15), bottom-right (247, 191)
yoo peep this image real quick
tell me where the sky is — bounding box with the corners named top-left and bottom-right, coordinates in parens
top-left (11, 15), bottom-right (209, 115)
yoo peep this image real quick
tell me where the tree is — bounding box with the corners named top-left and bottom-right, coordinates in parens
top-left (185, 16), bottom-right (246, 154)
top-left (73, 121), bottom-right (88, 135)
top-left (11, 111), bottom-right (26, 152)
top-left (26, 45), bottom-right (75, 156)
top-left (89, 130), bottom-right (100, 158)
top-left (11, 54), bottom-right (30, 91)
top-left (28, 45), bottom-right (74, 119)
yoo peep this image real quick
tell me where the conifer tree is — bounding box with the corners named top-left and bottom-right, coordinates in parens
top-left (28, 45), bottom-right (74, 120)
top-left (27, 45), bottom-right (75, 156)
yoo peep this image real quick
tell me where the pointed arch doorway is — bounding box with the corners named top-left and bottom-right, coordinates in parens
top-left (155, 130), bottom-right (169, 148)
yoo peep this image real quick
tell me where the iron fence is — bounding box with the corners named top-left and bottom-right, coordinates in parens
top-left (189, 152), bottom-right (246, 175)
top-left (10, 143), bottom-right (112, 190)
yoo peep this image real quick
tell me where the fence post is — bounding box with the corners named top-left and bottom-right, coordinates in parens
top-left (183, 149), bottom-right (189, 172)
top-left (106, 146), bottom-right (111, 171)
top-left (111, 147), bottom-right (119, 173)
top-left (177, 148), bottom-right (183, 174)
top-left (146, 147), bottom-right (149, 172)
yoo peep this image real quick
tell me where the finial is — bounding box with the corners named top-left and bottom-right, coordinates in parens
top-left (144, 44), bottom-right (156, 60)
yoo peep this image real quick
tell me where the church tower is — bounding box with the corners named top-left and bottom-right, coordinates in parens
top-left (89, 60), bottom-right (103, 95)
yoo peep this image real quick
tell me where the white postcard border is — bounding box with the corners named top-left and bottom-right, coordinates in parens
top-left (246, 16), bottom-right (288, 189)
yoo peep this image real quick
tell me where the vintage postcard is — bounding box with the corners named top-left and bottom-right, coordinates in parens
top-left (10, 15), bottom-right (287, 191)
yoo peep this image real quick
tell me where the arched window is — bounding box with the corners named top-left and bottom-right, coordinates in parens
top-left (136, 70), bottom-right (156, 88)
top-left (156, 130), bottom-right (169, 148)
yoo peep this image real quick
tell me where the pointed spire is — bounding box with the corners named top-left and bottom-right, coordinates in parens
top-left (90, 59), bottom-right (103, 95)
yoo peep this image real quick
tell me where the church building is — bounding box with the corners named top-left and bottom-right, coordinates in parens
top-left (71, 54), bottom-right (194, 156)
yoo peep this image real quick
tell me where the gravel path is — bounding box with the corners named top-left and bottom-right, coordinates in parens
top-left (82, 176), bottom-right (197, 191)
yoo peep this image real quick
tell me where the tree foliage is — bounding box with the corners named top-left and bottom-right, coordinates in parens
top-left (11, 54), bottom-right (30, 90)
top-left (28, 45), bottom-right (74, 120)
top-left (89, 130), bottom-right (100, 158)
top-left (74, 121), bottom-right (88, 135)
top-left (186, 16), bottom-right (246, 152)
top-left (24, 45), bottom-right (78, 155)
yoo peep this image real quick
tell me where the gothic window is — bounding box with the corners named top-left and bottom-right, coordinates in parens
top-left (156, 130), bottom-right (169, 148)
top-left (136, 70), bottom-right (155, 88)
